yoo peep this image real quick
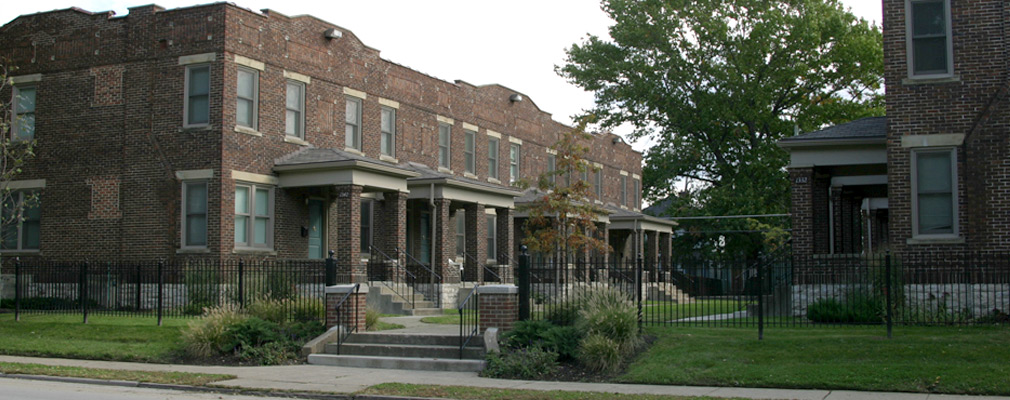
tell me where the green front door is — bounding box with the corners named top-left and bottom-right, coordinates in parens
top-left (308, 200), bottom-right (324, 259)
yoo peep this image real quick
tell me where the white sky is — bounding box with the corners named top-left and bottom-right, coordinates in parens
top-left (0, 0), bottom-right (882, 154)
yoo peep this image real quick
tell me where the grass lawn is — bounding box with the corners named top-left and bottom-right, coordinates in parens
top-left (421, 309), bottom-right (476, 325)
top-left (359, 383), bottom-right (743, 400)
top-left (0, 362), bottom-right (234, 385)
top-left (621, 325), bottom-right (1010, 395)
top-left (641, 300), bottom-right (750, 323)
top-left (0, 313), bottom-right (187, 362)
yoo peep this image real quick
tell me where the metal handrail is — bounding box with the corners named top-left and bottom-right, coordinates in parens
top-left (400, 248), bottom-right (442, 280)
top-left (399, 248), bottom-right (443, 308)
top-left (462, 250), bottom-right (501, 282)
top-left (458, 284), bottom-right (480, 359)
top-left (334, 283), bottom-right (361, 355)
top-left (368, 245), bottom-right (417, 309)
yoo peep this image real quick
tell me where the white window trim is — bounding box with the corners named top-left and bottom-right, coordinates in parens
top-left (286, 80), bottom-right (306, 139)
top-left (180, 180), bottom-right (209, 250)
top-left (2, 190), bottom-right (41, 252)
top-left (905, 0), bottom-right (954, 80)
top-left (236, 66), bottom-right (259, 131)
top-left (183, 64), bottom-right (211, 128)
top-left (910, 147), bottom-right (959, 240)
top-left (345, 96), bottom-right (362, 151)
top-left (12, 84), bottom-right (36, 141)
top-left (234, 182), bottom-right (275, 250)
top-left (438, 123), bottom-right (452, 169)
top-left (380, 106), bottom-right (396, 158)
top-left (488, 137), bottom-right (499, 180)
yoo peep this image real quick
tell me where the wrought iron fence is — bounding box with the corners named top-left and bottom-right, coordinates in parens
top-left (2, 258), bottom-right (328, 325)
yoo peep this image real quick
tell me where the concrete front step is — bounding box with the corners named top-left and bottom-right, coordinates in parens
top-left (408, 307), bottom-right (444, 316)
top-left (308, 354), bottom-right (485, 372)
top-left (343, 333), bottom-right (461, 346)
top-left (325, 342), bottom-right (484, 359)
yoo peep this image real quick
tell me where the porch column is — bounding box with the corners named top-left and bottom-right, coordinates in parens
top-left (644, 230), bottom-right (659, 282)
top-left (463, 203), bottom-right (487, 282)
top-left (330, 185), bottom-right (363, 283)
top-left (377, 191), bottom-right (408, 272)
top-left (659, 232), bottom-right (672, 280)
top-left (495, 207), bottom-right (514, 282)
top-left (789, 167), bottom-right (816, 256)
top-left (598, 222), bottom-right (610, 265)
top-left (433, 198), bottom-right (458, 283)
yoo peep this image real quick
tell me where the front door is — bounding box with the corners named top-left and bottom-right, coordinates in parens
top-left (308, 199), bottom-right (324, 259)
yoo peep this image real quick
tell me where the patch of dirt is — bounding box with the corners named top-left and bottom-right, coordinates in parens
top-left (538, 334), bottom-right (657, 383)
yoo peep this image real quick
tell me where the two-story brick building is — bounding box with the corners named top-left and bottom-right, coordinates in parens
top-left (783, 0), bottom-right (1010, 261)
top-left (0, 3), bottom-right (674, 294)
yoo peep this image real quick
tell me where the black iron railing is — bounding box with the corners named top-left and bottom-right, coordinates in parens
top-left (333, 283), bottom-right (360, 355)
top-left (367, 245), bottom-right (416, 309)
top-left (401, 249), bottom-right (443, 309)
top-left (458, 284), bottom-right (480, 359)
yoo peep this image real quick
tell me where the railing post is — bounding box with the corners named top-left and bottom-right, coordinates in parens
top-left (81, 261), bottom-right (89, 324)
top-left (518, 246), bottom-right (530, 321)
top-left (885, 250), bottom-right (893, 339)
top-left (325, 250), bottom-right (337, 286)
top-left (14, 258), bottom-right (21, 322)
top-left (757, 256), bottom-right (764, 341)
top-left (238, 260), bottom-right (245, 309)
top-left (135, 263), bottom-right (142, 312)
top-left (636, 254), bottom-right (643, 334)
top-left (157, 260), bottom-right (164, 327)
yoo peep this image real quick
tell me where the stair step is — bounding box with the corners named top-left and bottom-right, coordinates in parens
top-left (308, 354), bottom-right (485, 372)
top-left (408, 307), bottom-right (444, 316)
top-left (325, 342), bottom-right (484, 359)
top-left (344, 333), bottom-right (464, 347)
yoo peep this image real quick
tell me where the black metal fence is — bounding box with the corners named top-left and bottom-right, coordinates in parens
top-left (518, 250), bottom-right (1010, 333)
top-left (2, 258), bottom-right (328, 325)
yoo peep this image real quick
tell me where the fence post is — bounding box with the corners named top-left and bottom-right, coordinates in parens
top-left (157, 260), bottom-right (164, 327)
top-left (238, 260), bottom-right (245, 309)
top-left (135, 263), bottom-right (142, 312)
top-left (81, 262), bottom-right (89, 324)
top-left (757, 256), bottom-right (764, 341)
top-left (325, 250), bottom-right (337, 286)
top-left (518, 246), bottom-right (530, 321)
top-left (636, 254), bottom-right (643, 334)
top-left (14, 258), bottom-right (21, 322)
top-left (885, 250), bottom-right (893, 339)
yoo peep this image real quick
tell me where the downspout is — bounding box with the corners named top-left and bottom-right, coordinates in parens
top-left (828, 187), bottom-right (835, 254)
top-left (429, 183), bottom-right (436, 270)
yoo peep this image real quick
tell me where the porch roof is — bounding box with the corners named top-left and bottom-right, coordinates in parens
top-left (402, 162), bottom-right (521, 208)
top-left (272, 148), bottom-right (418, 191)
top-left (605, 205), bottom-right (677, 233)
top-left (777, 117), bottom-right (888, 168)
top-left (777, 116), bottom-right (886, 148)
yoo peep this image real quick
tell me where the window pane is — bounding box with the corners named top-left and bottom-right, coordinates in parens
top-left (486, 216), bottom-right (495, 259)
top-left (255, 188), bottom-right (269, 216)
top-left (381, 108), bottom-right (393, 132)
top-left (235, 186), bottom-right (249, 214)
top-left (286, 110), bottom-right (299, 135)
top-left (381, 132), bottom-right (392, 156)
top-left (237, 70), bottom-right (254, 98)
top-left (912, 1), bottom-right (945, 36)
top-left (286, 84), bottom-right (301, 109)
top-left (188, 95), bottom-right (209, 125)
top-left (16, 114), bottom-right (35, 141)
top-left (235, 216), bottom-right (248, 243)
top-left (187, 184), bottom-right (207, 214)
top-left (345, 124), bottom-right (357, 148)
top-left (913, 37), bottom-right (948, 74)
top-left (16, 87), bottom-right (36, 113)
top-left (187, 215), bottom-right (207, 246)
top-left (237, 98), bottom-right (253, 127)
top-left (917, 151), bottom-right (952, 193)
top-left (919, 193), bottom-right (953, 234)
top-left (189, 67), bottom-right (209, 96)
top-left (345, 99), bottom-right (358, 123)
top-left (254, 217), bottom-right (268, 245)
top-left (439, 125), bottom-right (450, 146)
top-left (22, 220), bottom-right (40, 249)
top-left (1, 221), bottom-right (16, 250)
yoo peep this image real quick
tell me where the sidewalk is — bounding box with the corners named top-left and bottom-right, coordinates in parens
top-left (1, 355), bottom-right (1007, 400)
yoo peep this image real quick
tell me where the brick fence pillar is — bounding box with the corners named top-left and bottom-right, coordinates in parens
top-left (477, 284), bottom-right (518, 334)
top-left (325, 284), bottom-right (368, 333)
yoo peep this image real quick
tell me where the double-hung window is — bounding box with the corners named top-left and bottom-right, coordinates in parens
top-left (236, 67), bottom-right (258, 130)
top-left (455, 212), bottom-right (466, 258)
top-left (595, 169), bottom-right (602, 199)
top-left (621, 175), bottom-right (628, 206)
top-left (1, 190), bottom-right (40, 251)
top-left (486, 215), bottom-right (496, 260)
top-left (235, 184), bottom-right (273, 249)
top-left (182, 181), bottom-right (208, 248)
top-left (464, 130), bottom-right (476, 174)
top-left (285, 81), bottom-right (305, 139)
top-left (380, 106), bottom-right (395, 157)
top-left (509, 144), bottom-right (520, 183)
top-left (438, 123), bottom-right (451, 169)
top-left (345, 97), bottom-right (361, 150)
top-left (12, 85), bottom-right (36, 141)
top-left (488, 137), bottom-right (499, 180)
top-left (547, 154), bottom-right (557, 185)
top-left (907, 0), bottom-right (953, 78)
top-left (912, 148), bottom-right (957, 237)
top-left (185, 65), bottom-right (210, 127)
top-left (360, 199), bottom-right (373, 254)
top-left (632, 179), bottom-right (640, 209)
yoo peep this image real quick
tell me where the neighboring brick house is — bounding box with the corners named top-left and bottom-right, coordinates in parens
top-left (0, 3), bottom-right (673, 288)
top-left (782, 0), bottom-right (1010, 261)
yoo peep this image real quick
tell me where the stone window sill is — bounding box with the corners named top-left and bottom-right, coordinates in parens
top-left (906, 237), bottom-right (965, 245)
top-left (464, 172), bottom-right (478, 180)
top-left (284, 135), bottom-right (310, 146)
top-left (177, 248), bottom-right (211, 254)
top-left (902, 74), bottom-right (960, 85)
top-left (379, 155), bottom-right (398, 163)
top-left (234, 126), bottom-right (262, 136)
top-left (343, 147), bottom-right (365, 156)
top-left (438, 167), bottom-right (454, 174)
top-left (179, 125), bottom-right (214, 133)
top-left (233, 248), bottom-right (276, 255)
top-left (0, 250), bottom-right (40, 255)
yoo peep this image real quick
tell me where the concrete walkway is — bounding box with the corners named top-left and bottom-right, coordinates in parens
top-left (1, 355), bottom-right (1007, 400)
top-left (374, 315), bottom-right (458, 335)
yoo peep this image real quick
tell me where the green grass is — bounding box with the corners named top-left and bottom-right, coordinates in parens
top-left (0, 314), bottom-right (187, 362)
top-left (640, 300), bottom-right (750, 323)
top-left (359, 383), bottom-right (743, 400)
top-left (621, 325), bottom-right (1010, 395)
top-left (0, 362), bottom-right (234, 385)
top-left (370, 320), bottom-right (405, 331)
top-left (421, 309), bottom-right (477, 325)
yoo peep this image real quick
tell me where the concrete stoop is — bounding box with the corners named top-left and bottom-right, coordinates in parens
top-left (367, 284), bottom-right (443, 316)
top-left (647, 283), bottom-right (694, 303)
top-left (308, 332), bottom-right (485, 373)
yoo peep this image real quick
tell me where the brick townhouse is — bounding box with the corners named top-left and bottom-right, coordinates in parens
top-left (780, 0), bottom-right (1010, 261)
top-left (0, 3), bottom-right (675, 288)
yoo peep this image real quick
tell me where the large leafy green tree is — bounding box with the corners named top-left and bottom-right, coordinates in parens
top-left (559, 0), bottom-right (883, 257)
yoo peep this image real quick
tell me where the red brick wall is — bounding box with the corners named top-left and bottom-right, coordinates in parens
top-left (478, 290), bottom-right (518, 333)
top-left (325, 289), bottom-right (366, 332)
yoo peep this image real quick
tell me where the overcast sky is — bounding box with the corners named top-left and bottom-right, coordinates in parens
top-left (0, 0), bottom-right (882, 153)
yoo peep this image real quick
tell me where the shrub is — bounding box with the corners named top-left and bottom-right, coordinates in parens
top-left (239, 341), bottom-right (298, 366)
top-left (480, 347), bottom-right (559, 379)
top-left (578, 334), bottom-right (622, 372)
top-left (226, 317), bottom-right (282, 352)
top-left (576, 288), bottom-right (640, 352)
top-left (280, 320), bottom-right (325, 342)
top-left (544, 298), bottom-right (582, 325)
top-left (181, 304), bottom-right (248, 358)
top-left (807, 290), bottom-right (884, 324)
top-left (184, 267), bottom-right (221, 313)
top-left (503, 320), bottom-right (582, 360)
top-left (365, 307), bottom-right (380, 331)
top-left (245, 296), bottom-right (287, 325)
top-left (290, 297), bottom-right (324, 323)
